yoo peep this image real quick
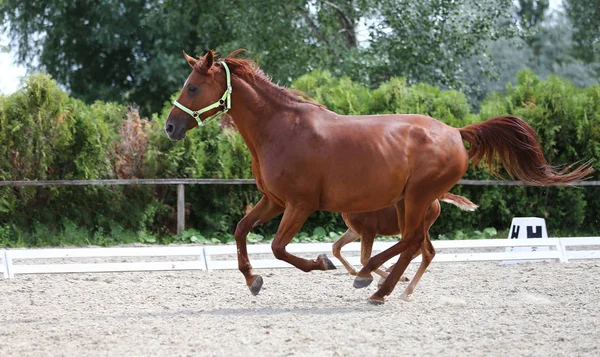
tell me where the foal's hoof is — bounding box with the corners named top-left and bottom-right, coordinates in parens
top-left (318, 254), bottom-right (336, 270)
top-left (399, 292), bottom-right (412, 302)
top-left (353, 276), bottom-right (373, 289)
top-left (249, 276), bottom-right (264, 296)
top-left (368, 295), bottom-right (385, 305)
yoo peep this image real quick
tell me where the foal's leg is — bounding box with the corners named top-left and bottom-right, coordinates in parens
top-left (234, 196), bottom-right (284, 295)
top-left (358, 231), bottom-right (389, 279)
top-left (332, 227), bottom-right (401, 279)
top-left (332, 229), bottom-right (361, 275)
top-left (353, 202), bottom-right (410, 287)
top-left (271, 206), bottom-right (337, 272)
top-left (352, 240), bottom-right (411, 287)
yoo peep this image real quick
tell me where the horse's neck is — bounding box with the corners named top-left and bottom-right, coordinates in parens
top-left (228, 77), bottom-right (297, 157)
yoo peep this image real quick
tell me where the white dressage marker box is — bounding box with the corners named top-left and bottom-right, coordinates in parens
top-left (503, 217), bottom-right (550, 264)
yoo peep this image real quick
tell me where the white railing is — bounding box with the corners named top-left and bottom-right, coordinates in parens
top-left (3, 246), bottom-right (206, 279)
top-left (2, 237), bottom-right (599, 279)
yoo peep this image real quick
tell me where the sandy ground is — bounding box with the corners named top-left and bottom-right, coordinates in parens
top-left (1, 260), bottom-right (599, 357)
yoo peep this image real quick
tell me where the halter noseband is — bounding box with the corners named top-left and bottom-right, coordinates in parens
top-left (173, 61), bottom-right (232, 126)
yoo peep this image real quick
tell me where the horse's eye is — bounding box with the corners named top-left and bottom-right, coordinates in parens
top-left (188, 85), bottom-right (198, 93)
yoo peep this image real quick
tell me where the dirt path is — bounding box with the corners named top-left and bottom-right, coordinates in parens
top-left (1, 260), bottom-right (599, 356)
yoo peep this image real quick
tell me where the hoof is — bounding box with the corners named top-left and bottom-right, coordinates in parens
top-left (318, 254), bottom-right (336, 270)
top-left (399, 292), bottom-right (412, 301)
top-left (249, 276), bottom-right (263, 296)
top-left (400, 275), bottom-right (410, 282)
top-left (353, 276), bottom-right (373, 289)
top-left (368, 295), bottom-right (385, 305)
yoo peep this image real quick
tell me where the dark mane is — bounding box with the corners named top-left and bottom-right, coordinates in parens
top-left (215, 49), bottom-right (326, 109)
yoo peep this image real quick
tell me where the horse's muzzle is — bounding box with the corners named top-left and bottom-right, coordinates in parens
top-left (165, 123), bottom-right (187, 141)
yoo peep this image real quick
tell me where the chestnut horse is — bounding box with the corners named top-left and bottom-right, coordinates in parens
top-left (165, 50), bottom-right (593, 304)
top-left (333, 193), bottom-right (477, 286)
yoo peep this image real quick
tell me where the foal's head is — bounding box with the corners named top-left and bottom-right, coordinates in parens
top-left (165, 50), bottom-right (228, 141)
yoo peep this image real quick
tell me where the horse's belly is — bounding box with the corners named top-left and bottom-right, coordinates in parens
top-left (319, 174), bottom-right (406, 213)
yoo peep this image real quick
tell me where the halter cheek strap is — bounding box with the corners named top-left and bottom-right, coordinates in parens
top-left (173, 61), bottom-right (232, 126)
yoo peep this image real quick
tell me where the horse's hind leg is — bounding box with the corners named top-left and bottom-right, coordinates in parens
top-left (379, 198), bottom-right (441, 286)
top-left (394, 199), bottom-right (441, 296)
top-left (332, 229), bottom-right (360, 275)
top-left (399, 236), bottom-right (435, 301)
top-left (393, 199), bottom-right (441, 297)
top-left (271, 206), bottom-right (337, 273)
top-left (363, 199), bottom-right (433, 304)
top-left (234, 196), bottom-right (284, 295)
top-left (379, 248), bottom-right (421, 286)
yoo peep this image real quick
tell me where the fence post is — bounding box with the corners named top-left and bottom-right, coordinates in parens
top-left (4, 251), bottom-right (13, 279)
top-left (177, 184), bottom-right (185, 235)
top-left (1, 251), bottom-right (9, 279)
top-left (558, 238), bottom-right (569, 263)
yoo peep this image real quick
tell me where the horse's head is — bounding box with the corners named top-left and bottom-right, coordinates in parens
top-left (165, 50), bottom-right (230, 141)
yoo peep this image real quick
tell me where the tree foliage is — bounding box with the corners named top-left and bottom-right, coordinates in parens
top-left (0, 0), bottom-right (234, 115)
top-left (516, 0), bottom-right (549, 29)
top-left (564, 0), bottom-right (600, 62)
top-left (461, 11), bottom-right (600, 109)
top-left (366, 0), bottom-right (518, 89)
top-left (1, 0), bottom-right (520, 114)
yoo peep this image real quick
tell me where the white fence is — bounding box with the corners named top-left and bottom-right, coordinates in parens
top-left (1, 237), bottom-right (599, 279)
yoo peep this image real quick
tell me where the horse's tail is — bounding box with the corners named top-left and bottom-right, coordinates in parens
top-left (439, 193), bottom-right (478, 211)
top-left (458, 115), bottom-right (594, 186)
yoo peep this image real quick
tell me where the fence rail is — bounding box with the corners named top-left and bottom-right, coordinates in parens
top-left (1, 178), bottom-right (599, 234)
top-left (2, 237), bottom-right (599, 279)
top-left (1, 178), bottom-right (599, 187)
top-left (0, 179), bottom-right (256, 186)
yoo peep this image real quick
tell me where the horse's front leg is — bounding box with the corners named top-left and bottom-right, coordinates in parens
top-left (234, 196), bottom-right (284, 295)
top-left (271, 206), bottom-right (337, 273)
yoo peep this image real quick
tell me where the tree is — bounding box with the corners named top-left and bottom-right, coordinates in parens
top-left (459, 11), bottom-right (599, 109)
top-left (1, 0), bottom-right (522, 113)
top-left (365, 0), bottom-right (519, 91)
top-left (0, 0), bottom-right (363, 115)
top-left (0, 0), bottom-right (235, 115)
top-left (514, 0), bottom-right (549, 55)
top-left (516, 0), bottom-right (549, 29)
top-left (564, 0), bottom-right (600, 63)
top-left (221, 0), bottom-right (364, 85)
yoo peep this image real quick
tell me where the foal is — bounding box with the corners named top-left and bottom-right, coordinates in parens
top-left (333, 193), bottom-right (478, 281)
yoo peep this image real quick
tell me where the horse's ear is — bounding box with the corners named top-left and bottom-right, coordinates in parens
top-left (202, 50), bottom-right (214, 71)
top-left (183, 51), bottom-right (197, 68)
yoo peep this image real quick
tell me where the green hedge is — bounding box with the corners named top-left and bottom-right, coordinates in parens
top-left (0, 74), bottom-right (165, 245)
top-left (0, 71), bottom-right (598, 247)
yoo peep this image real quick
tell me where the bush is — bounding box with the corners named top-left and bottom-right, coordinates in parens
top-left (0, 74), bottom-right (167, 243)
top-left (0, 70), bottom-right (598, 247)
